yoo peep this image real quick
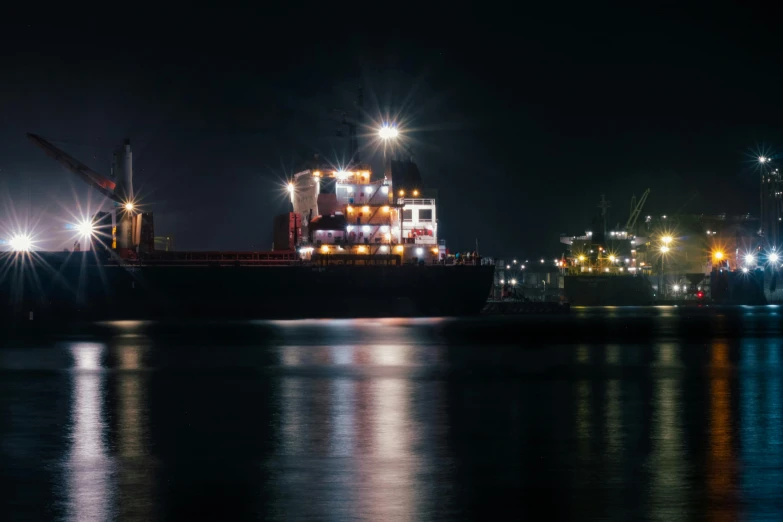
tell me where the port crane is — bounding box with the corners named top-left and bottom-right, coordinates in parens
top-left (625, 189), bottom-right (650, 234)
top-left (26, 133), bottom-right (131, 203)
top-left (27, 133), bottom-right (144, 253)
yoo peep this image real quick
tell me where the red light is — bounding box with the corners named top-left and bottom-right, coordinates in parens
top-left (697, 291), bottom-right (704, 299)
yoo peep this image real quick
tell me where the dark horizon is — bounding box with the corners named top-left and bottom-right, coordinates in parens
top-left (2, 8), bottom-right (782, 258)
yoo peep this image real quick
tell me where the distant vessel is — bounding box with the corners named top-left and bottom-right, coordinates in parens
top-left (559, 193), bottom-right (655, 305)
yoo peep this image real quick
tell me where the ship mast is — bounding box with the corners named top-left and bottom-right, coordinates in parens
top-left (333, 86), bottom-right (364, 167)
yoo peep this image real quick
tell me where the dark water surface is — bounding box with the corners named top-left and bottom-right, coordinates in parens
top-left (3, 306), bottom-right (783, 520)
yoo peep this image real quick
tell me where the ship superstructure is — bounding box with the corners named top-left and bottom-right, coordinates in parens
top-left (286, 159), bottom-right (444, 263)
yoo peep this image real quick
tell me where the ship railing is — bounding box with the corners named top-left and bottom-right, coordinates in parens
top-left (312, 253), bottom-right (401, 266)
top-left (397, 198), bottom-right (435, 206)
top-left (128, 251), bottom-right (301, 266)
top-left (565, 266), bottom-right (640, 275)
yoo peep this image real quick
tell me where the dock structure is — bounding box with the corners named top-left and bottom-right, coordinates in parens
top-left (482, 300), bottom-right (570, 315)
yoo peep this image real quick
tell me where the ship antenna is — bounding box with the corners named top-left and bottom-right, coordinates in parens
top-left (351, 86), bottom-right (363, 164)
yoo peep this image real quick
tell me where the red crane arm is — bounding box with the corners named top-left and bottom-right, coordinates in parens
top-left (27, 133), bottom-right (121, 202)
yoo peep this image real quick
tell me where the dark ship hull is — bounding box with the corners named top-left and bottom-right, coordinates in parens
top-left (1, 252), bottom-right (494, 322)
top-left (712, 268), bottom-right (780, 305)
top-left (563, 275), bottom-right (655, 305)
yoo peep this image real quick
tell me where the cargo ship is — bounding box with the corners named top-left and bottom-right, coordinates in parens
top-left (559, 193), bottom-right (655, 305)
top-left (2, 125), bottom-right (493, 322)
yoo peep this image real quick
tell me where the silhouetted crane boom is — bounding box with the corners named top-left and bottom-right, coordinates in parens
top-left (625, 188), bottom-right (650, 233)
top-left (26, 133), bottom-right (120, 202)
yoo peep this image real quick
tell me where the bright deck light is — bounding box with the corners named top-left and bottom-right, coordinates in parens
top-left (10, 234), bottom-right (32, 252)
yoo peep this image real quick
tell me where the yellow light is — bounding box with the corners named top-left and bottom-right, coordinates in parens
top-left (431, 248), bottom-right (438, 254)
top-left (578, 255), bottom-right (585, 262)
top-left (660, 246), bottom-right (670, 253)
top-left (399, 190), bottom-right (405, 196)
top-left (313, 170), bottom-right (321, 177)
top-left (357, 245), bottom-right (367, 253)
top-left (382, 205), bottom-right (390, 213)
top-left (124, 202), bottom-right (134, 211)
top-left (320, 245), bottom-right (330, 253)
top-left (395, 245), bottom-right (404, 253)
top-left (362, 205), bottom-right (369, 213)
top-left (609, 255), bottom-right (615, 263)
top-left (413, 189), bottom-right (419, 196)
top-left (661, 235), bottom-right (672, 245)
top-left (347, 206), bottom-right (353, 212)
top-left (714, 251), bottom-right (724, 260)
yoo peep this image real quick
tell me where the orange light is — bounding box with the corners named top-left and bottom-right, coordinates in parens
top-left (382, 205), bottom-right (390, 212)
top-left (395, 245), bottom-right (404, 253)
top-left (320, 245), bottom-right (330, 253)
top-left (357, 245), bottom-right (367, 253)
top-left (313, 170), bottom-right (321, 177)
top-left (431, 248), bottom-right (438, 254)
top-left (346, 206), bottom-right (353, 212)
top-left (714, 251), bottom-right (724, 260)
top-left (413, 189), bottom-right (419, 196)
top-left (362, 206), bottom-right (369, 212)
top-left (399, 190), bottom-right (405, 196)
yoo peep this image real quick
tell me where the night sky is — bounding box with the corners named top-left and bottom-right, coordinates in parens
top-left (1, 8), bottom-right (781, 259)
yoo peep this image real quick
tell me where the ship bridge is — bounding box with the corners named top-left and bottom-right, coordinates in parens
top-left (286, 161), bottom-right (444, 263)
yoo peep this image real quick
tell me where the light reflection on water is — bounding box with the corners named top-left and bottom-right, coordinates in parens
top-left (6, 312), bottom-right (783, 519)
top-left (65, 342), bottom-right (112, 522)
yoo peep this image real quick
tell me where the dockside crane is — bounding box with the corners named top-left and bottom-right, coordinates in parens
top-left (27, 133), bottom-right (122, 203)
top-left (625, 189), bottom-right (650, 234)
top-left (26, 133), bottom-right (149, 254)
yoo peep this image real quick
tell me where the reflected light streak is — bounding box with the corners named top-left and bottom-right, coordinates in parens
top-left (280, 377), bottom-right (306, 455)
top-left (606, 344), bottom-right (620, 365)
top-left (66, 342), bottom-right (113, 522)
top-left (649, 343), bottom-right (685, 521)
top-left (372, 345), bottom-right (409, 366)
top-left (605, 379), bottom-right (623, 458)
top-left (116, 342), bottom-right (154, 519)
top-left (331, 345), bottom-right (354, 366)
top-left (575, 380), bottom-right (591, 455)
top-left (576, 345), bottom-right (590, 364)
top-left (117, 344), bottom-right (147, 455)
top-left (330, 378), bottom-right (355, 457)
top-left (356, 378), bottom-right (415, 520)
top-left (707, 342), bottom-right (736, 521)
top-left (739, 341), bottom-right (783, 518)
